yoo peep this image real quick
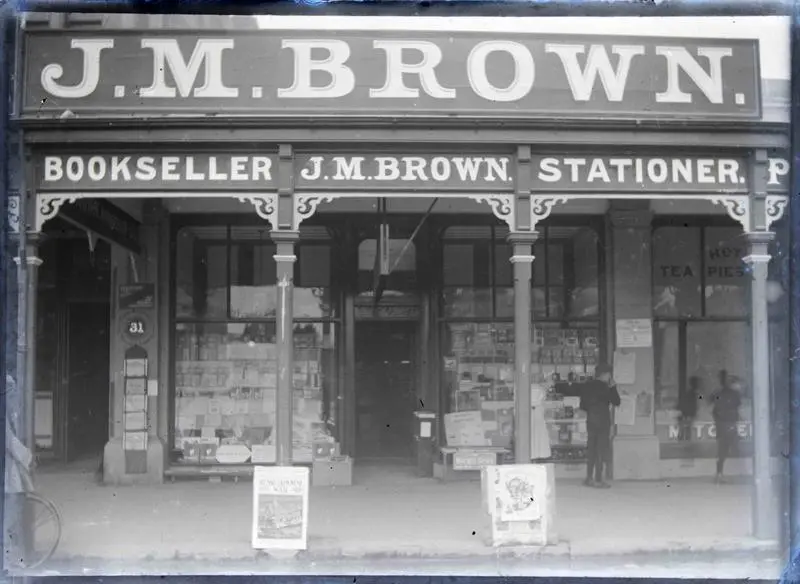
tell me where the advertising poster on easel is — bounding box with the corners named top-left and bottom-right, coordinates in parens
top-left (252, 466), bottom-right (309, 550)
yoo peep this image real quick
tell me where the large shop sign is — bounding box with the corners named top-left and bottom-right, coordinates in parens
top-left (35, 151), bottom-right (790, 193)
top-left (24, 31), bottom-right (760, 120)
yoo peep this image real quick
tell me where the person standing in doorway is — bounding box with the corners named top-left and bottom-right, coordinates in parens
top-left (578, 364), bottom-right (621, 489)
top-left (712, 371), bottom-right (742, 484)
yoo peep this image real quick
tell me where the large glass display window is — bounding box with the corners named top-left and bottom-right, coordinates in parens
top-left (171, 223), bottom-right (339, 466)
top-left (653, 221), bottom-right (786, 459)
top-left (439, 224), bottom-right (602, 464)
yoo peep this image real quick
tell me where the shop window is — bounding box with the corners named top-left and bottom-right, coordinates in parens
top-left (441, 321), bottom-right (601, 463)
top-left (440, 224), bottom-right (601, 464)
top-left (443, 226), bottom-right (600, 321)
top-left (653, 226), bottom-right (702, 318)
top-left (175, 226), bottom-right (228, 319)
top-left (172, 223), bottom-right (339, 467)
top-left (173, 321), bottom-right (335, 465)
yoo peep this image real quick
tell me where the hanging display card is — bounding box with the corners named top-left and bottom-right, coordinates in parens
top-left (612, 350), bottom-right (637, 385)
top-left (615, 319), bottom-right (653, 348)
top-left (124, 377), bottom-right (147, 395)
top-left (125, 394), bottom-right (146, 411)
top-left (444, 411), bottom-right (487, 447)
top-left (616, 395), bottom-right (637, 426)
top-left (252, 466), bottom-right (309, 550)
top-left (124, 358), bottom-right (148, 378)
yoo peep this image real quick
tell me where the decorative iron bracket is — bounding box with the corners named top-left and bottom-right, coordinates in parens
top-left (765, 195), bottom-right (788, 232)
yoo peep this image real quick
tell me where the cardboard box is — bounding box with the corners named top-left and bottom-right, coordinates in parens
top-left (312, 456), bottom-right (353, 487)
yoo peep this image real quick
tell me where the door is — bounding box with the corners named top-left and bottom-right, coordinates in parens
top-left (355, 322), bottom-right (416, 460)
top-left (65, 302), bottom-right (111, 462)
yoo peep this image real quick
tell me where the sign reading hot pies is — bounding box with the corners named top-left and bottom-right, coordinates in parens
top-left (23, 30), bottom-right (761, 120)
top-left (35, 151), bottom-right (790, 194)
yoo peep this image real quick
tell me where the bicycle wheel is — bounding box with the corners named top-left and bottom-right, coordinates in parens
top-left (8, 493), bottom-right (62, 570)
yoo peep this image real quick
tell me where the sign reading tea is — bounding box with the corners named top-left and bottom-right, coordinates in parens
top-left (24, 30), bottom-right (760, 120)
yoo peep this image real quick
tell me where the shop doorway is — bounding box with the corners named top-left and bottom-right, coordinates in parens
top-left (64, 302), bottom-right (111, 462)
top-left (355, 322), bottom-right (417, 460)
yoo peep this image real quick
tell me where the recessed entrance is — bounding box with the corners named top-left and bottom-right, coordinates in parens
top-left (355, 322), bottom-right (417, 461)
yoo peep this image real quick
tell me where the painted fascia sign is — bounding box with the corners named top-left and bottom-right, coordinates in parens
top-left (24, 30), bottom-right (760, 120)
top-left (34, 151), bottom-right (791, 195)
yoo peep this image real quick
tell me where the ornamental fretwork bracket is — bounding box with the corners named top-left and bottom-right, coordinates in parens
top-left (765, 195), bottom-right (788, 232)
top-left (238, 194), bottom-right (280, 231)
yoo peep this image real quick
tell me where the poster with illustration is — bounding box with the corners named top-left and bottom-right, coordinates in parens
top-left (252, 466), bottom-right (309, 550)
top-left (493, 465), bottom-right (545, 522)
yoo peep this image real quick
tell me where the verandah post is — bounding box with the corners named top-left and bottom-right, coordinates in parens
top-left (272, 229), bottom-right (299, 467)
top-left (745, 149), bottom-right (777, 540)
top-left (744, 233), bottom-right (774, 539)
top-left (508, 231), bottom-right (537, 464)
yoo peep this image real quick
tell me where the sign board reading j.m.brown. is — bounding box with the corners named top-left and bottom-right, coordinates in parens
top-left (36, 152), bottom-right (790, 194)
top-left (24, 31), bottom-right (760, 120)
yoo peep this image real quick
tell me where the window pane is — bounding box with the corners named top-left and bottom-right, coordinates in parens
top-left (174, 322), bottom-right (278, 464)
top-left (442, 288), bottom-right (492, 318)
top-left (494, 244), bottom-right (512, 287)
top-left (175, 227), bottom-right (228, 319)
top-left (533, 242), bottom-right (547, 285)
top-left (230, 243), bottom-right (277, 318)
top-left (704, 227), bottom-right (747, 317)
top-left (548, 287), bottom-right (565, 318)
top-left (443, 244), bottom-right (474, 286)
top-left (295, 288), bottom-right (334, 318)
top-left (653, 227), bottom-right (702, 317)
top-left (654, 322), bottom-right (680, 412)
top-left (297, 245), bottom-right (334, 318)
top-left (568, 228), bottom-right (600, 318)
top-left (358, 239), bottom-right (417, 296)
top-left (548, 244), bottom-right (564, 286)
top-left (533, 287), bottom-right (547, 318)
top-left (495, 287), bottom-right (514, 318)
top-left (442, 322), bottom-right (515, 451)
top-left (293, 323), bottom-right (336, 463)
top-left (299, 245), bottom-right (331, 288)
top-left (173, 322), bottom-right (337, 466)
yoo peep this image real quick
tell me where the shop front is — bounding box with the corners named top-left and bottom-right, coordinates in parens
top-left (10, 16), bottom-right (790, 541)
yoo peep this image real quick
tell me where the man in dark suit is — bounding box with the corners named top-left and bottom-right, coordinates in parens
top-left (577, 364), bottom-right (621, 488)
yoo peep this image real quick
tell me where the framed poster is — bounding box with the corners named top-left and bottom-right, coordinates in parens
top-left (252, 466), bottom-right (309, 550)
top-left (615, 319), bottom-right (653, 348)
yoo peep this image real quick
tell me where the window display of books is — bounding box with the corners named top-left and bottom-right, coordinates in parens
top-left (445, 322), bottom-right (600, 462)
top-left (173, 324), bottom-right (329, 465)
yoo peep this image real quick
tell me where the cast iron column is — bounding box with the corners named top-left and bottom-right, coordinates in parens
top-left (22, 232), bottom-right (42, 452)
top-left (273, 230), bottom-right (299, 466)
top-left (744, 231), bottom-right (775, 540)
top-left (509, 232), bottom-right (537, 464)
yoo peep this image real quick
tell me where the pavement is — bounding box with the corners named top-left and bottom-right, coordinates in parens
top-left (8, 461), bottom-right (789, 578)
